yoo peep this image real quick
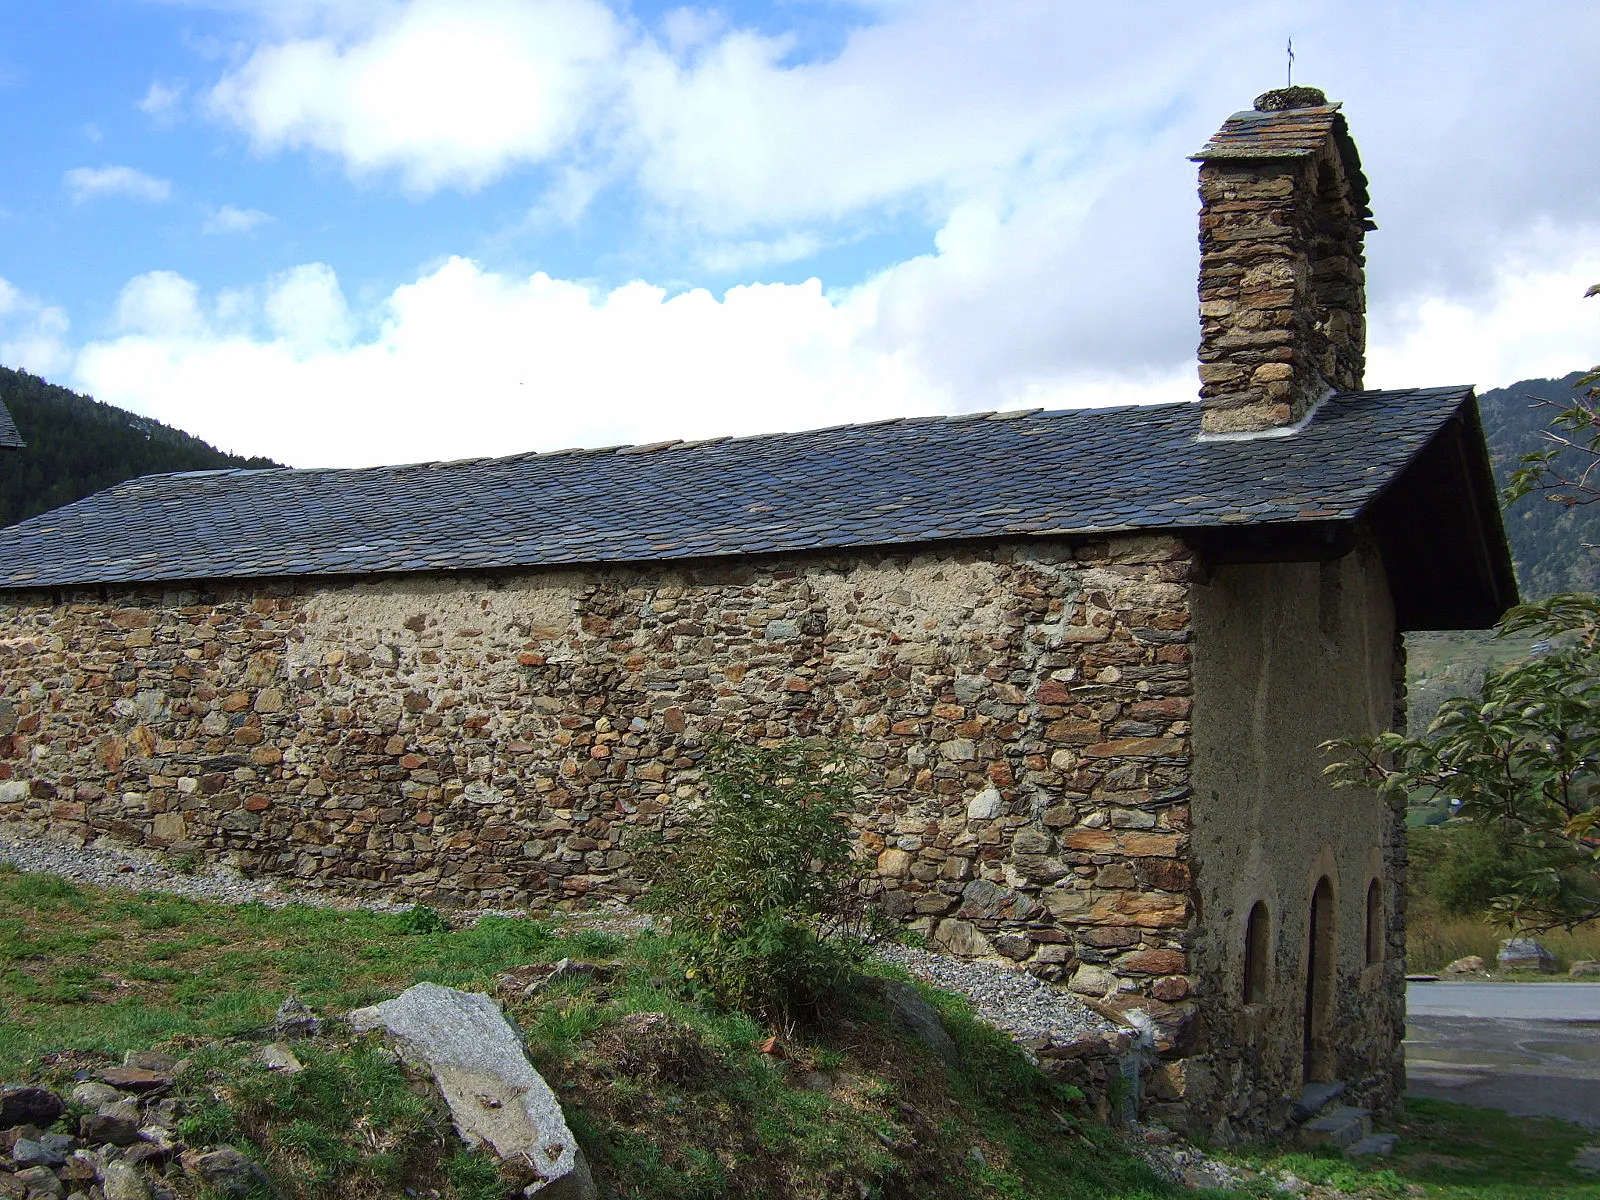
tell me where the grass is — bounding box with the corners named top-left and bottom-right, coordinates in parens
top-left (5, 862), bottom-right (1598, 1198)
top-left (1406, 909), bottom-right (1600, 974)
top-left (0, 863), bottom-right (1215, 1200)
top-left (1227, 1097), bottom-right (1600, 1200)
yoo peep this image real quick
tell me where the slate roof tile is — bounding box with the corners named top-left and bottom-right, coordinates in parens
top-left (0, 387), bottom-right (1472, 589)
top-left (0, 396), bottom-right (22, 449)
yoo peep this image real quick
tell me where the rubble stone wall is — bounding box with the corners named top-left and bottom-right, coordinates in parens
top-left (1196, 141), bottom-right (1367, 435)
top-left (0, 536), bottom-right (1198, 1011)
top-left (1184, 535), bottom-right (1406, 1141)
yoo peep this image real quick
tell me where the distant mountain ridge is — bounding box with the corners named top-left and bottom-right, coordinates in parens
top-left (0, 366), bottom-right (279, 530)
top-left (1476, 371), bottom-right (1599, 598)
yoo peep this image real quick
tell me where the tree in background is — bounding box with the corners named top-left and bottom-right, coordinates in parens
top-left (1328, 287), bottom-right (1600, 932)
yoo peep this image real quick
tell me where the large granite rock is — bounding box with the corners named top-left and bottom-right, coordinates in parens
top-left (349, 983), bottom-right (595, 1200)
top-left (1497, 937), bottom-right (1557, 973)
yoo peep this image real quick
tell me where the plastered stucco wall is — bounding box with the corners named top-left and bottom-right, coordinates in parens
top-left (1185, 533), bottom-right (1407, 1140)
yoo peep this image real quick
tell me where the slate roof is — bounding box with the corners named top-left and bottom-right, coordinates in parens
top-left (1192, 102), bottom-right (1372, 221)
top-left (0, 386), bottom-right (1478, 590)
top-left (0, 396), bottom-right (22, 449)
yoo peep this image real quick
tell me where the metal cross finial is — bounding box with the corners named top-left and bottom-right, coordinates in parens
top-left (1287, 37), bottom-right (1295, 87)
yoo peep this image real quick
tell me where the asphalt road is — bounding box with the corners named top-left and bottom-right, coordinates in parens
top-left (1405, 981), bottom-right (1600, 1128)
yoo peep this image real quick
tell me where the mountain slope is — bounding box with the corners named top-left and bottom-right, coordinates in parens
top-left (1475, 371), bottom-right (1600, 597)
top-left (0, 366), bottom-right (280, 529)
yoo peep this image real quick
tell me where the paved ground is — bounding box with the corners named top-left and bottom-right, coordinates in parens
top-left (1406, 981), bottom-right (1600, 1128)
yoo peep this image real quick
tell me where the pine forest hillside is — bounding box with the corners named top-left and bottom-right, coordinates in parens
top-left (0, 365), bottom-right (279, 529)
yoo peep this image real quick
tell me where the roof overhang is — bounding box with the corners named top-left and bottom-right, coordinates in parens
top-left (1195, 392), bottom-right (1518, 631)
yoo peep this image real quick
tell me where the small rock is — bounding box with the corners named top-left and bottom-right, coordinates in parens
top-left (257, 1044), bottom-right (303, 1074)
top-left (273, 996), bottom-right (321, 1039)
top-left (1443, 955), bottom-right (1485, 974)
top-left (125, 1143), bottom-right (175, 1168)
top-left (0, 1088), bottom-right (65, 1131)
top-left (10, 1139), bottom-right (65, 1168)
top-left (1, 1124), bottom-right (41, 1152)
top-left (37, 1135), bottom-right (76, 1158)
top-left (69, 1084), bottom-right (126, 1111)
top-left (95, 1069), bottom-right (167, 1094)
top-left (1573, 1144), bottom-right (1600, 1174)
top-left (140, 1101), bottom-right (180, 1131)
top-left (11, 1166), bottom-right (63, 1198)
top-left (121, 1051), bottom-right (176, 1075)
top-left (1570, 960), bottom-right (1600, 978)
top-left (966, 786), bottom-right (1003, 820)
top-left (58, 1154), bottom-right (99, 1185)
top-left (1497, 937), bottom-right (1556, 973)
top-left (933, 918), bottom-right (993, 958)
top-left (1069, 965), bottom-right (1117, 997)
top-left (874, 979), bottom-right (959, 1068)
top-left (182, 1148), bottom-right (280, 1199)
top-left (101, 1161), bottom-right (150, 1200)
top-left (80, 1114), bottom-right (140, 1147)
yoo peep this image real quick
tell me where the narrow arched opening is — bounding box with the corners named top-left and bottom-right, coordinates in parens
top-left (1243, 901), bottom-right (1270, 1005)
top-left (1365, 879), bottom-right (1383, 965)
top-left (1303, 876), bottom-right (1337, 1083)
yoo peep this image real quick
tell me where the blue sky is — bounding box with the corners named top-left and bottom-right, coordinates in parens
top-left (0, 0), bottom-right (1596, 466)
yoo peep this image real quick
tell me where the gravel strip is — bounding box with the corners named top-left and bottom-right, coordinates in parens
top-left (2, 828), bottom-right (1103, 1043)
top-left (876, 942), bottom-right (1120, 1046)
top-left (0, 827), bottom-right (647, 928)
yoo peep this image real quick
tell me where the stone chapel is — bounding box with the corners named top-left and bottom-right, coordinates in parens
top-left (0, 89), bottom-right (1516, 1137)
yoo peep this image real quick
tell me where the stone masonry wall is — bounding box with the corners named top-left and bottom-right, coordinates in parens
top-left (0, 537), bottom-right (1198, 1035)
top-left (1196, 142), bottom-right (1367, 435)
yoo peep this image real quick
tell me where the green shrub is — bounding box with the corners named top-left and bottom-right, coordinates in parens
top-left (638, 738), bottom-right (889, 1024)
top-left (393, 904), bottom-right (452, 936)
top-left (1409, 822), bottom-right (1580, 917)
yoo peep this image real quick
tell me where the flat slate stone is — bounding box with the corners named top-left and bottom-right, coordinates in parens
top-left (349, 982), bottom-right (595, 1200)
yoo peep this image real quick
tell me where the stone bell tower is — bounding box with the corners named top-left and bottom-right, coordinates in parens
top-left (1191, 87), bottom-right (1373, 435)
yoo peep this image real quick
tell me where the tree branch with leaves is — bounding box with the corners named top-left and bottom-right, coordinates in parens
top-left (1327, 285), bottom-right (1600, 933)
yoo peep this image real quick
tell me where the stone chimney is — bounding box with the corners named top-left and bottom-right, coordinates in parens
top-left (1191, 87), bottom-right (1373, 435)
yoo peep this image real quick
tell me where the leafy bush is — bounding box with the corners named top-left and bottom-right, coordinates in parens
top-left (1408, 822), bottom-right (1559, 917)
top-left (638, 738), bottom-right (890, 1024)
top-left (394, 904), bottom-right (452, 935)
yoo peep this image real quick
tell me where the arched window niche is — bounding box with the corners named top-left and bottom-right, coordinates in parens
top-left (1365, 879), bottom-right (1384, 965)
top-left (1243, 900), bottom-right (1271, 1005)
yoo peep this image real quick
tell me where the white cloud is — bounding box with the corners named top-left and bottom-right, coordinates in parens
top-left (1368, 229), bottom-right (1600, 391)
top-left (0, 278), bottom-right (72, 378)
top-left (63, 165), bottom-right (173, 204)
top-left (73, 256), bottom-right (943, 467)
top-left (209, 0), bottom-right (625, 193)
top-left (263, 263), bottom-right (354, 351)
top-left (37, 0), bottom-right (1600, 472)
top-left (139, 80), bottom-right (183, 122)
top-left (204, 204), bottom-right (274, 233)
top-left (114, 271), bottom-right (207, 338)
